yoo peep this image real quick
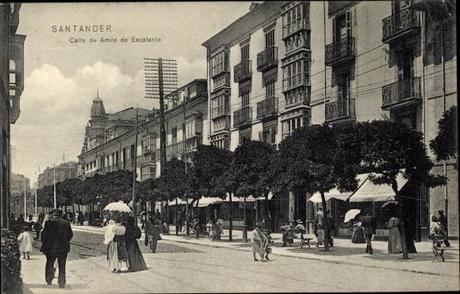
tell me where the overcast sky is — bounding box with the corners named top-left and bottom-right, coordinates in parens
top-left (11, 2), bottom-right (250, 185)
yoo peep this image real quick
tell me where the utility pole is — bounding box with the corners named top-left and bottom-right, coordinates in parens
top-left (53, 164), bottom-right (57, 209)
top-left (132, 108), bottom-right (139, 225)
top-left (23, 178), bottom-right (26, 217)
top-left (34, 170), bottom-right (37, 215)
top-left (183, 102), bottom-right (190, 236)
top-left (144, 57), bottom-right (178, 227)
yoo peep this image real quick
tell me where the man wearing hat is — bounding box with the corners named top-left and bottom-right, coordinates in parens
top-left (40, 209), bottom-right (73, 288)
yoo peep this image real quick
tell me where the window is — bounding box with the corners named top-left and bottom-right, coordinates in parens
top-left (397, 46), bottom-right (415, 81)
top-left (211, 94), bottom-right (229, 118)
top-left (240, 88), bottom-right (250, 107)
top-left (282, 115), bottom-right (308, 138)
top-left (171, 128), bottom-right (177, 144)
top-left (266, 80), bottom-right (275, 98)
top-left (211, 51), bottom-right (228, 77)
top-left (265, 30), bottom-right (275, 48)
top-left (332, 11), bottom-right (352, 44)
top-left (337, 72), bottom-right (350, 100)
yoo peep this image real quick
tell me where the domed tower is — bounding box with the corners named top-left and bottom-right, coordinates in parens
top-left (90, 90), bottom-right (106, 119)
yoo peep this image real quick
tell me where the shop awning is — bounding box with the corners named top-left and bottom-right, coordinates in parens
top-left (196, 197), bottom-right (225, 207)
top-left (168, 199), bottom-right (187, 206)
top-left (348, 172), bottom-right (408, 202)
top-left (308, 174), bottom-right (368, 203)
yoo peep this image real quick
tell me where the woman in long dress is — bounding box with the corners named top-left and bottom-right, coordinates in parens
top-left (351, 221), bottom-right (366, 244)
top-left (113, 218), bottom-right (128, 272)
top-left (387, 217), bottom-right (402, 253)
top-left (104, 220), bottom-right (118, 272)
top-left (251, 223), bottom-right (267, 262)
top-left (124, 216), bottom-right (147, 272)
top-left (314, 210), bottom-right (325, 247)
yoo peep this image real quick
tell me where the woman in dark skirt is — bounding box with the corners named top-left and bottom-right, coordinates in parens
top-left (124, 216), bottom-right (147, 272)
top-left (351, 220), bottom-right (366, 244)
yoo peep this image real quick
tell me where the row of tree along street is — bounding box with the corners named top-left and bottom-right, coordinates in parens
top-left (37, 110), bottom-right (457, 259)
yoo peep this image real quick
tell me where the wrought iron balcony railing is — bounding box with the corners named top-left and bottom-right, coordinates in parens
top-left (233, 106), bottom-right (252, 128)
top-left (257, 97), bottom-right (278, 120)
top-left (325, 98), bottom-right (356, 122)
top-left (282, 73), bottom-right (309, 92)
top-left (257, 46), bottom-right (278, 72)
top-left (325, 36), bottom-right (355, 66)
top-left (382, 8), bottom-right (420, 43)
top-left (382, 77), bottom-right (422, 110)
top-left (233, 60), bottom-right (252, 83)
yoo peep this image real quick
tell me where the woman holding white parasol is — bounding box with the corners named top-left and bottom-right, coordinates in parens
top-left (103, 201), bottom-right (131, 272)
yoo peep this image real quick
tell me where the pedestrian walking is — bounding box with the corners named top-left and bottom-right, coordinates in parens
top-left (281, 222), bottom-right (294, 247)
top-left (314, 208), bottom-right (325, 247)
top-left (78, 211), bottom-right (84, 226)
top-left (74, 211), bottom-right (79, 225)
top-left (124, 216), bottom-right (147, 272)
top-left (251, 223), bottom-right (267, 262)
top-left (18, 225), bottom-right (33, 260)
top-left (145, 214), bottom-right (162, 253)
top-left (361, 211), bottom-right (376, 255)
top-left (40, 209), bottom-right (73, 288)
top-left (387, 216), bottom-right (402, 253)
top-left (33, 215), bottom-right (43, 240)
top-left (438, 210), bottom-right (450, 247)
top-left (326, 210), bottom-right (335, 247)
top-left (351, 220), bottom-right (365, 244)
top-left (193, 218), bottom-right (201, 239)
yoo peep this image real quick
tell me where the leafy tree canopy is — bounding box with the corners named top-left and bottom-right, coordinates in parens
top-left (430, 105), bottom-right (458, 162)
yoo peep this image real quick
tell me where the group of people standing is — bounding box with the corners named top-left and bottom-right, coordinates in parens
top-left (103, 215), bottom-right (148, 273)
top-left (206, 218), bottom-right (224, 241)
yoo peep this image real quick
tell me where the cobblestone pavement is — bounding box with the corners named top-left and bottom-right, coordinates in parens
top-left (21, 225), bottom-right (459, 293)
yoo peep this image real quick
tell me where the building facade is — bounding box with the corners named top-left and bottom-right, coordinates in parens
top-left (202, 1), bottom-right (457, 238)
top-left (10, 173), bottom-right (32, 216)
top-left (1, 3), bottom-right (25, 228)
top-left (37, 161), bottom-right (78, 189)
top-left (78, 79), bottom-right (209, 183)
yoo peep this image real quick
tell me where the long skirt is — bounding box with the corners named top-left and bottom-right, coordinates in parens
top-left (147, 235), bottom-right (158, 253)
top-left (352, 226), bottom-right (366, 244)
top-left (107, 242), bottom-right (119, 271)
top-left (116, 240), bottom-right (129, 271)
top-left (252, 240), bottom-right (265, 259)
top-left (316, 229), bottom-right (325, 245)
top-left (388, 227), bottom-right (402, 253)
top-left (126, 240), bottom-right (147, 272)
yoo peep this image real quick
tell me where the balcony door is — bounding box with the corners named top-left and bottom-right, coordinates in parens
top-left (332, 11), bottom-right (352, 44)
top-left (397, 47), bottom-right (414, 82)
top-left (265, 30), bottom-right (274, 49)
top-left (337, 72), bottom-right (350, 101)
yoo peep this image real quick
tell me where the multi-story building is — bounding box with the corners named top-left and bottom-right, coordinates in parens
top-left (1, 3), bottom-right (25, 228)
top-left (10, 173), bottom-right (32, 216)
top-left (78, 79), bottom-right (209, 183)
top-left (203, 1), bottom-right (457, 238)
top-left (37, 161), bottom-right (78, 189)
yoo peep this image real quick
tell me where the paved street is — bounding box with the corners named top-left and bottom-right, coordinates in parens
top-left (20, 225), bottom-right (459, 293)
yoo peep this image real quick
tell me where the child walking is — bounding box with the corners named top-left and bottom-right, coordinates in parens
top-left (17, 225), bottom-right (33, 260)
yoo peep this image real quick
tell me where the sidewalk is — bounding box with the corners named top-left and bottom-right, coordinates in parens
top-left (162, 226), bottom-right (459, 277)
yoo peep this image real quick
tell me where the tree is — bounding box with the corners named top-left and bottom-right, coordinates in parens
top-left (430, 105), bottom-right (458, 162)
top-left (278, 124), bottom-right (361, 251)
top-left (190, 145), bottom-right (234, 239)
top-left (358, 120), bottom-right (446, 259)
top-left (228, 140), bottom-right (278, 235)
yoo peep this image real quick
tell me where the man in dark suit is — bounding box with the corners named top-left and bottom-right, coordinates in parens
top-left (40, 209), bottom-right (73, 288)
top-left (361, 210), bottom-right (377, 255)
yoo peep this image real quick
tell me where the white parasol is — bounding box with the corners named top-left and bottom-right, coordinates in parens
top-left (103, 200), bottom-right (131, 213)
top-left (344, 209), bottom-right (361, 223)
